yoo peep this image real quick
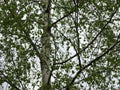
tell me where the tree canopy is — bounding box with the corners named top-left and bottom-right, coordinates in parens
top-left (0, 0), bottom-right (120, 90)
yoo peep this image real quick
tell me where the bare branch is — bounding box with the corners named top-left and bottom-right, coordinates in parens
top-left (55, 10), bottom-right (117, 65)
top-left (66, 39), bottom-right (120, 89)
top-left (51, 11), bottom-right (74, 28)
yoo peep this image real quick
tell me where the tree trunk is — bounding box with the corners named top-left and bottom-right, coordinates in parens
top-left (40, 0), bottom-right (51, 90)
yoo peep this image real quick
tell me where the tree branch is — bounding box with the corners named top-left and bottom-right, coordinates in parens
top-left (0, 70), bottom-right (20, 90)
top-left (50, 11), bottom-right (74, 28)
top-left (55, 10), bottom-right (117, 65)
top-left (66, 39), bottom-right (120, 89)
top-left (4, 0), bottom-right (41, 58)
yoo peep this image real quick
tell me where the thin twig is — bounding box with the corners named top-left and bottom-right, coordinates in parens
top-left (55, 10), bottom-right (117, 65)
top-left (0, 70), bottom-right (20, 90)
top-left (65, 39), bottom-right (120, 89)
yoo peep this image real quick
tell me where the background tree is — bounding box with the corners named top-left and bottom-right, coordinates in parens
top-left (0, 0), bottom-right (120, 90)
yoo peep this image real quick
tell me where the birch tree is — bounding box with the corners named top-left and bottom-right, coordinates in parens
top-left (0, 0), bottom-right (120, 90)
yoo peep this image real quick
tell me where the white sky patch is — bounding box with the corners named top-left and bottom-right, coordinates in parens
top-left (21, 14), bottom-right (27, 20)
top-left (0, 82), bottom-right (9, 90)
top-left (0, 1), bottom-right (120, 90)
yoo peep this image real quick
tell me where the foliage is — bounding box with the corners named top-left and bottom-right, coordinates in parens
top-left (0, 0), bottom-right (120, 90)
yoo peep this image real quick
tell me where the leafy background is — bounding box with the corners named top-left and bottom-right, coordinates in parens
top-left (0, 0), bottom-right (120, 90)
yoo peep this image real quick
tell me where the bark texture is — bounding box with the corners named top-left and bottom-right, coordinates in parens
top-left (40, 0), bottom-right (51, 89)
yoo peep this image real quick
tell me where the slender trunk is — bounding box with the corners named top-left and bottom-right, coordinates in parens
top-left (40, 0), bottom-right (51, 90)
